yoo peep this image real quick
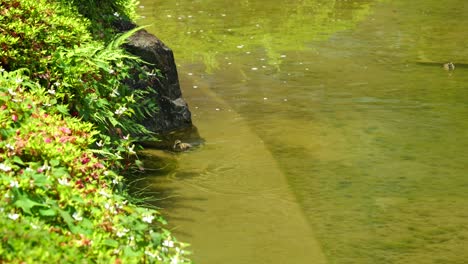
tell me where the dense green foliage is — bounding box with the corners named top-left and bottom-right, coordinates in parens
top-left (0, 0), bottom-right (190, 263)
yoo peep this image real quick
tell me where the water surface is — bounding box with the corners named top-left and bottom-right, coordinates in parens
top-left (137, 1), bottom-right (468, 263)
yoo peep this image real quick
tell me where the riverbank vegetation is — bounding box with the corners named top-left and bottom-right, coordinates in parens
top-left (0, 0), bottom-right (190, 262)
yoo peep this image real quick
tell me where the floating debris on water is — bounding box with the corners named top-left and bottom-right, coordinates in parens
top-left (443, 62), bottom-right (455, 71)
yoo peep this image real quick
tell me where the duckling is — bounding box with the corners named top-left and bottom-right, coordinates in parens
top-left (443, 62), bottom-right (455, 71)
top-left (173, 140), bottom-right (192, 152)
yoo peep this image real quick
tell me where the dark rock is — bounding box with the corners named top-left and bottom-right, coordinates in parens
top-left (116, 20), bottom-right (197, 143)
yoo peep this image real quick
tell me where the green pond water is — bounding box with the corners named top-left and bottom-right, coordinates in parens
top-left (136, 0), bottom-right (468, 263)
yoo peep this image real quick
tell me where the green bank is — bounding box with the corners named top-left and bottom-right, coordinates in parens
top-left (0, 0), bottom-right (190, 263)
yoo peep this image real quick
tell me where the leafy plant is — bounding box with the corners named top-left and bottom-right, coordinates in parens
top-left (0, 0), bottom-right (191, 262)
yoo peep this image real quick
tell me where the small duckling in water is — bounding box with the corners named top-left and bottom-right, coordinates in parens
top-left (443, 62), bottom-right (455, 71)
top-left (173, 139), bottom-right (192, 152)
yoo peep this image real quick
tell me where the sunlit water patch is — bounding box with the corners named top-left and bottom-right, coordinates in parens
top-left (137, 0), bottom-right (468, 263)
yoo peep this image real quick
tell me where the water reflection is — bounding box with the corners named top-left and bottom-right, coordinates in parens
top-left (138, 0), bottom-right (468, 263)
top-left (139, 0), bottom-right (377, 71)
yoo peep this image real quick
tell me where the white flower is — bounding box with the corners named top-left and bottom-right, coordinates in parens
top-left (127, 144), bottom-right (136, 155)
top-left (54, 82), bottom-right (61, 87)
top-left (8, 213), bottom-right (20, 220)
top-left (123, 134), bottom-right (130, 140)
top-left (15, 78), bottom-right (23, 84)
top-left (112, 178), bottom-right (119, 185)
top-left (5, 143), bottom-right (14, 151)
top-left (116, 228), bottom-right (129, 237)
top-left (163, 240), bottom-right (174, 248)
top-left (114, 106), bottom-right (127, 115)
top-left (99, 190), bottom-right (111, 198)
top-left (72, 212), bottom-right (83, 221)
top-left (170, 256), bottom-right (180, 264)
top-left (96, 140), bottom-right (104, 147)
top-left (7, 88), bottom-right (16, 96)
top-left (0, 163), bottom-right (12, 172)
top-left (58, 177), bottom-right (70, 186)
top-left (142, 214), bottom-right (155, 223)
top-left (40, 164), bottom-right (51, 171)
top-left (108, 69), bottom-right (115, 74)
top-left (47, 89), bottom-right (56, 95)
top-left (9, 180), bottom-right (19, 188)
top-left (113, 12), bottom-right (120, 17)
top-left (145, 250), bottom-right (157, 258)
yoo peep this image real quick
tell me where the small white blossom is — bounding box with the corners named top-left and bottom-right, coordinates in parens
top-left (0, 163), bottom-right (11, 172)
top-left (145, 250), bottom-right (158, 258)
top-left (99, 190), bottom-right (111, 198)
top-left (54, 81), bottom-right (61, 87)
top-left (114, 12), bottom-right (120, 17)
top-left (163, 240), bottom-right (174, 248)
top-left (96, 140), bottom-right (104, 147)
top-left (123, 134), bottom-right (130, 140)
top-left (40, 164), bottom-right (51, 171)
top-left (47, 89), bottom-right (56, 95)
top-left (72, 212), bottom-right (83, 221)
top-left (5, 143), bottom-right (14, 151)
top-left (108, 69), bottom-right (115, 74)
top-left (142, 214), bottom-right (155, 224)
top-left (116, 228), bottom-right (129, 237)
top-left (8, 213), bottom-right (20, 220)
top-left (7, 88), bottom-right (16, 96)
top-left (114, 106), bottom-right (127, 115)
top-left (10, 180), bottom-right (19, 188)
top-left (58, 177), bottom-right (70, 186)
top-left (15, 78), bottom-right (23, 84)
top-left (112, 178), bottom-right (119, 185)
top-left (170, 256), bottom-right (180, 264)
top-left (128, 144), bottom-right (136, 155)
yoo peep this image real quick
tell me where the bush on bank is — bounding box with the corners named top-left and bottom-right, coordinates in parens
top-left (0, 0), bottom-right (190, 263)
